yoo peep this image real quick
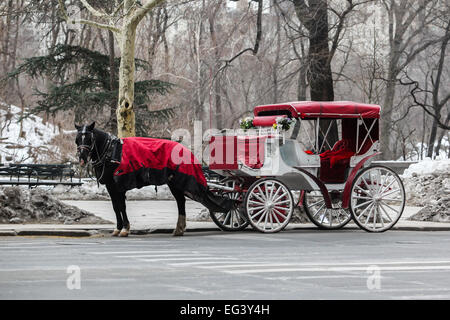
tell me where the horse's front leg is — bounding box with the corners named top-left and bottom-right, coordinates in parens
top-left (118, 191), bottom-right (130, 237)
top-left (106, 183), bottom-right (123, 237)
top-left (168, 183), bottom-right (186, 236)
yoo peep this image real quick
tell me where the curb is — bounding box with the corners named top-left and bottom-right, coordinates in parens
top-left (0, 230), bottom-right (17, 236)
top-left (15, 229), bottom-right (95, 237)
top-left (2, 224), bottom-right (450, 237)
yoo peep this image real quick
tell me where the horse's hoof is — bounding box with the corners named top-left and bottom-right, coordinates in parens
top-left (119, 229), bottom-right (129, 237)
top-left (172, 229), bottom-right (184, 237)
top-left (111, 229), bottom-right (120, 237)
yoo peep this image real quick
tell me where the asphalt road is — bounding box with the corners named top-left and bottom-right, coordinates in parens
top-left (1, 230), bottom-right (450, 300)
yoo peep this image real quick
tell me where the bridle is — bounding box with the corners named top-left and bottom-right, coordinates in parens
top-left (76, 131), bottom-right (95, 158)
top-left (76, 129), bottom-right (113, 183)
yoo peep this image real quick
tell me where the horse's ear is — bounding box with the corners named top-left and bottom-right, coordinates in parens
top-left (87, 122), bottom-right (96, 131)
top-left (75, 124), bottom-right (81, 131)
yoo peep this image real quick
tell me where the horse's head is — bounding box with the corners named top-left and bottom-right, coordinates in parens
top-left (75, 122), bottom-right (96, 167)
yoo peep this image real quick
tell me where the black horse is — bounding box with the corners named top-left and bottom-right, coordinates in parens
top-left (75, 122), bottom-right (232, 237)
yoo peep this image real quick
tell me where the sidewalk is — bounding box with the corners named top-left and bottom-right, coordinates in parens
top-left (0, 200), bottom-right (449, 236)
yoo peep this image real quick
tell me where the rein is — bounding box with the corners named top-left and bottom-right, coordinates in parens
top-left (78, 131), bottom-right (114, 185)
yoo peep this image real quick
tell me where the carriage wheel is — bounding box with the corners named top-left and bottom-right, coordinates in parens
top-left (303, 191), bottom-right (352, 229)
top-left (210, 191), bottom-right (249, 231)
top-left (350, 165), bottom-right (405, 232)
top-left (245, 178), bottom-right (294, 233)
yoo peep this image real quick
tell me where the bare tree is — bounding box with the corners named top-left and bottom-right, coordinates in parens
top-left (57, 0), bottom-right (167, 138)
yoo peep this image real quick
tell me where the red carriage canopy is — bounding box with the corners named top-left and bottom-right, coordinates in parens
top-left (253, 101), bottom-right (381, 119)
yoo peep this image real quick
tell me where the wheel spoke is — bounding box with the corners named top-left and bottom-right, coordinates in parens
top-left (248, 204), bottom-right (265, 211)
top-left (313, 203), bottom-right (326, 218)
top-left (354, 198), bottom-right (374, 209)
top-left (250, 207), bottom-right (265, 219)
top-left (263, 207), bottom-right (269, 230)
top-left (270, 185), bottom-right (283, 201)
top-left (329, 209), bottom-right (333, 227)
top-left (379, 173), bottom-right (395, 195)
top-left (380, 188), bottom-right (400, 198)
top-left (373, 204), bottom-right (378, 230)
top-left (364, 204), bottom-right (375, 226)
top-left (377, 204), bottom-right (384, 229)
top-left (355, 184), bottom-right (371, 196)
top-left (273, 207), bottom-right (288, 218)
top-left (215, 212), bottom-right (225, 221)
top-left (308, 199), bottom-right (325, 208)
top-left (248, 199), bottom-right (265, 206)
top-left (254, 187), bottom-right (267, 203)
top-left (256, 209), bottom-right (267, 225)
top-left (272, 209), bottom-right (282, 225)
top-left (268, 182), bottom-right (275, 200)
top-left (378, 201), bottom-right (393, 222)
top-left (361, 176), bottom-right (373, 196)
top-left (379, 199), bottom-right (401, 215)
top-left (269, 209), bottom-right (274, 230)
top-left (223, 211), bottom-right (231, 226)
top-left (320, 209), bottom-right (327, 224)
top-left (353, 195), bottom-right (373, 200)
top-left (272, 189), bottom-right (288, 203)
top-left (274, 199), bottom-right (291, 206)
top-left (357, 201), bottom-right (374, 219)
top-left (264, 182), bottom-right (270, 200)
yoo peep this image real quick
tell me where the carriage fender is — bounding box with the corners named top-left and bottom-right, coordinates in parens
top-left (292, 167), bottom-right (333, 209)
top-left (341, 152), bottom-right (381, 209)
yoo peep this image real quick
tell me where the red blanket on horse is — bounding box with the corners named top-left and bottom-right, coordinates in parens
top-left (112, 137), bottom-right (231, 212)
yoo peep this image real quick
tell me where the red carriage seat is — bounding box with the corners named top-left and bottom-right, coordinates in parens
top-left (319, 139), bottom-right (355, 183)
top-left (319, 118), bottom-right (378, 183)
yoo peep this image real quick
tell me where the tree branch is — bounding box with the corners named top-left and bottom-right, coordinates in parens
top-left (131, 0), bottom-right (166, 25)
top-left (57, 0), bottom-right (120, 33)
top-left (80, 0), bottom-right (109, 18)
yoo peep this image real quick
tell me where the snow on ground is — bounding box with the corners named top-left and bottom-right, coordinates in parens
top-left (402, 158), bottom-right (450, 178)
top-left (0, 102), bottom-right (60, 164)
top-left (402, 158), bottom-right (450, 222)
top-left (0, 186), bottom-right (112, 224)
top-left (50, 180), bottom-right (174, 201)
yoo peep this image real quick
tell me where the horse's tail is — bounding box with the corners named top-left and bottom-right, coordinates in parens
top-left (186, 189), bottom-right (235, 213)
top-left (203, 190), bottom-right (236, 213)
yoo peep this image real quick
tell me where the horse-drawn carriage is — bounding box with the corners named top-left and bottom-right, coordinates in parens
top-left (205, 101), bottom-right (405, 233)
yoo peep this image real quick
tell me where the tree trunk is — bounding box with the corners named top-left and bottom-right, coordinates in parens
top-left (117, 23), bottom-right (137, 138)
top-left (108, 30), bottom-right (118, 134)
top-left (380, 74), bottom-right (396, 159)
top-left (293, 0), bottom-right (338, 147)
top-left (427, 117), bottom-right (438, 158)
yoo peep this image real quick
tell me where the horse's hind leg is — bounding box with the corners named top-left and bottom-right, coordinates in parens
top-left (168, 184), bottom-right (186, 236)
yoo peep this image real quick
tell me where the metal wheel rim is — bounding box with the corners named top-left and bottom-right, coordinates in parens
top-left (350, 166), bottom-right (405, 232)
top-left (304, 191), bottom-right (351, 229)
top-left (211, 191), bottom-right (248, 230)
top-left (246, 179), bottom-right (293, 233)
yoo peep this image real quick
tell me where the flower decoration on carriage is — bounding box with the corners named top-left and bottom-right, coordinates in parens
top-left (273, 116), bottom-right (296, 131)
top-left (239, 116), bottom-right (255, 130)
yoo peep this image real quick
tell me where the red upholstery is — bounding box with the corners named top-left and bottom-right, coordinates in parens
top-left (237, 136), bottom-right (268, 169)
top-left (319, 139), bottom-right (355, 183)
top-left (253, 115), bottom-right (286, 127)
